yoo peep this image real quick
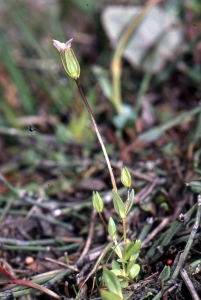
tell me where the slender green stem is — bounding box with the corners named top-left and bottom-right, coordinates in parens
top-left (0, 197), bottom-right (14, 222)
top-left (122, 218), bottom-right (127, 245)
top-left (111, 0), bottom-right (162, 113)
top-left (75, 79), bottom-right (117, 192)
top-left (0, 173), bottom-right (18, 195)
top-left (0, 237), bottom-right (63, 246)
top-left (1, 243), bottom-right (80, 252)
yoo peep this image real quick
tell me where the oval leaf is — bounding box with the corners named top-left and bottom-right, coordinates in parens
top-left (111, 260), bottom-right (121, 270)
top-left (103, 267), bottom-right (123, 298)
top-left (112, 190), bottom-right (126, 218)
top-left (159, 265), bottom-right (170, 282)
top-left (108, 217), bottom-right (116, 240)
top-left (128, 264), bottom-right (140, 279)
top-left (112, 245), bottom-right (123, 259)
top-left (124, 240), bottom-right (141, 261)
top-left (123, 292), bottom-right (133, 300)
top-left (100, 289), bottom-right (122, 300)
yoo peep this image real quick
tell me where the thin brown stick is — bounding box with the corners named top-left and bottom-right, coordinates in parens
top-left (75, 79), bottom-right (117, 192)
top-left (45, 257), bottom-right (79, 272)
top-left (77, 210), bottom-right (97, 264)
top-left (180, 269), bottom-right (200, 300)
top-left (99, 212), bottom-right (108, 232)
top-left (142, 217), bottom-right (170, 247)
top-left (171, 195), bottom-right (201, 280)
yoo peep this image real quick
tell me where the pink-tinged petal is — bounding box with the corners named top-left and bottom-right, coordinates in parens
top-left (65, 38), bottom-right (73, 49)
top-left (52, 40), bottom-right (65, 52)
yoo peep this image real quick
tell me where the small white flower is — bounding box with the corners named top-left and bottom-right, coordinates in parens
top-left (52, 38), bottom-right (73, 52)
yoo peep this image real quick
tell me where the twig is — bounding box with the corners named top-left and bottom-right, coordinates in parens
top-left (98, 212), bottom-right (108, 232)
top-left (171, 195), bottom-right (201, 280)
top-left (146, 202), bottom-right (198, 261)
top-left (77, 242), bottom-right (113, 297)
top-left (133, 178), bottom-right (164, 204)
top-left (138, 217), bottom-right (154, 241)
top-left (0, 173), bottom-right (57, 211)
top-left (142, 217), bottom-right (170, 247)
top-left (180, 268), bottom-right (200, 300)
top-left (161, 284), bottom-right (180, 300)
top-left (24, 187), bottom-right (46, 222)
top-left (0, 208), bottom-right (72, 230)
top-left (0, 173), bottom-right (18, 195)
top-left (152, 195), bottom-right (201, 300)
top-left (45, 257), bottom-right (79, 272)
top-left (77, 210), bottom-right (97, 264)
top-left (0, 268), bottom-right (73, 299)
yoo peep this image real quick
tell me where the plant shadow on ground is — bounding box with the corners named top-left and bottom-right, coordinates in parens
top-left (0, 0), bottom-right (201, 299)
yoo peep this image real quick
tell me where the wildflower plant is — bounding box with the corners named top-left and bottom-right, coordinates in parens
top-left (98, 168), bottom-right (141, 299)
top-left (53, 38), bottom-right (141, 300)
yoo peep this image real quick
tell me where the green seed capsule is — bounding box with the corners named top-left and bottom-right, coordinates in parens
top-left (53, 38), bottom-right (80, 79)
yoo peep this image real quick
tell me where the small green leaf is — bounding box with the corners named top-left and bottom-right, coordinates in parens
top-left (140, 201), bottom-right (155, 214)
top-left (124, 240), bottom-right (141, 261)
top-left (130, 253), bottom-right (139, 262)
top-left (100, 290), bottom-right (122, 300)
top-left (123, 292), bottom-right (133, 300)
top-left (128, 264), bottom-right (140, 279)
top-left (127, 261), bottom-right (134, 275)
top-left (125, 241), bottom-right (134, 252)
top-left (125, 189), bottom-right (134, 215)
top-left (120, 280), bottom-right (129, 288)
top-left (108, 217), bottom-right (116, 240)
top-left (111, 269), bottom-right (124, 277)
top-left (112, 190), bottom-right (126, 218)
top-left (121, 167), bottom-right (131, 188)
top-left (112, 245), bottom-right (123, 259)
top-left (159, 265), bottom-right (170, 282)
top-left (103, 267), bottom-right (123, 298)
top-left (160, 202), bottom-right (169, 211)
top-left (117, 258), bottom-right (128, 263)
top-left (112, 104), bottom-right (137, 129)
top-left (111, 260), bottom-right (121, 270)
top-left (92, 191), bottom-right (104, 213)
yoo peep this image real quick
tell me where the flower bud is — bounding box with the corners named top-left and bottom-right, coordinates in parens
top-left (121, 167), bottom-right (131, 188)
top-left (52, 38), bottom-right (80, 79)
top-left (92, 191), bottom-right (104, 213)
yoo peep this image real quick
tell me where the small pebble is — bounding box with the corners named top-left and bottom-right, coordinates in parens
top-left (25, 256), bottom-right (34, 265)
